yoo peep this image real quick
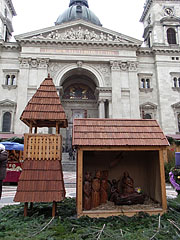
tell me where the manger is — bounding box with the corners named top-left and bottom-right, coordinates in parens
top-left (73, 118), bottom-right (169, 218)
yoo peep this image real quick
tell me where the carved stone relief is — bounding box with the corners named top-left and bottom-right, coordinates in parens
top-left (48, 62), bottom-right (67, 78)
top-left (19, 58), bottom-right (49, 69)
top-left (32, 27), bottom-right (132, 44)
top-left (110, 61), bottom-right (137, 72)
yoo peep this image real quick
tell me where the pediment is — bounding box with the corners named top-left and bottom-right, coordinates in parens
top-left (160, 16), bottom-right (180, 24)
top-left (0, 99), bottom-right (17, 107)
top-left (140, 102), bottom-right (157, 109)
top-left (15, 20), bottom-right (142, 46)
top-left (172, 102), bottom-right (180, 109)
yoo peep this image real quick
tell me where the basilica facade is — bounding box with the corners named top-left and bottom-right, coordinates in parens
top-left (0, 0), bottom-right (180, 148)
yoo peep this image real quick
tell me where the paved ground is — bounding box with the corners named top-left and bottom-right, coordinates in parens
top-left (0, 171), bottom-right (177, 209)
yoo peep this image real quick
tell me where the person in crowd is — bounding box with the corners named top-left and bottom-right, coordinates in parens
top-left (0, 144), bottom-right (8, 200)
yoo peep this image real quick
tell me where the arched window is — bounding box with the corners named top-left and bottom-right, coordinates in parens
top-left (63, 83), bottom-right (95, 100)
top-left (178, 114), bottom-right (180, 132)
top-left (167, 28), bottom-right (177, 44)
top-left (6, 75), bottom-right (11, 85)
top-left (144, 113), bottom-right (152, 119)
top-left (174, 77), bottom-right (177, 87)
top-left (146, 79), bottom-right (150, 88)
top-left (11, 75), bottom-right (16, 85)
top-left (2, 112), bottom-right (11, 132)
top-left (141, 79), bottom-right (145, 88)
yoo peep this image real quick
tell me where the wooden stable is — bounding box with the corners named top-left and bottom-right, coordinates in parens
top-left (14, 75), bottom-right (68, 217)
top-left (73, 119), bottom-right (169, 218)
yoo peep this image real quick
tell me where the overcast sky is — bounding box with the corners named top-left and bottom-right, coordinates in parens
top-left (12, 0), bottom-right (145, 41)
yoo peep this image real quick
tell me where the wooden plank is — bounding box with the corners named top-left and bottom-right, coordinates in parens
top-left (77, 149), bottom-right (83, 217)
top-left (79, 208), bottom-right (166, 218)
top-left (159, 149), bottom-right (167, 211)
top-left (79, 146), bottom-right (162, 151)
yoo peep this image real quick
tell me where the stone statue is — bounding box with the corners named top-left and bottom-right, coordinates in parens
top-left (100, 170), bottom-right (108, 204)
top-left (83, 172), bottom-right (92, 210)
top-left (92, 171), bottom-right (101, 208)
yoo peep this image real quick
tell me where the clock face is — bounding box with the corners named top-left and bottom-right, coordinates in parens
top-left (164, 7), bottom-right (173, 16)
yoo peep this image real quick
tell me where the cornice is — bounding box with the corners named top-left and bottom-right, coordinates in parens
top-left (140, 0), bottom-right (153, 22)
top-left (137, 46), bottom-right (180, 55)
top-left (0, 42), bottom-right (20, 50)
top-left (5, 0), bottom-right (17, 16)
top-left (16, 38), bottom-right (141, 49)
top-left (137, 48), bottom-right (153, 56)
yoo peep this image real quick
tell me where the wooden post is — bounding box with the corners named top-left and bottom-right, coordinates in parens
top-left (52, 201), bottom-right (57, 217)
top-left (77, 149), bottom-right (83, 217)
top-left (56, 122), bottom-right (59, 134)
top-left (29, 122), bottom-right (33, 134)
top-left (34, 127), bottom-right (37, 134)
top-left (24, 202), bottom-right (28, 217)
top-left (159, 149), bottom-right (167, 212)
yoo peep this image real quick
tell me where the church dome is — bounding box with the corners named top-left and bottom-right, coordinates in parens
top-left (55, 0), bottom-right (102, 26)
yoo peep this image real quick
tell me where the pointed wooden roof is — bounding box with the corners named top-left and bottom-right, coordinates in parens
top-left (20, 75), bottom-right (68, 128)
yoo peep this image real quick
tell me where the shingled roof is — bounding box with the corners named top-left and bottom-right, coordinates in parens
top-left (72, 119), bottom-right (169, 147)
top-left (20, 75), bottom-right (67, 128)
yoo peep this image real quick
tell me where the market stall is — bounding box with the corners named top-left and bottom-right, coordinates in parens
top-left (1, 142), bottom-right (24, 183)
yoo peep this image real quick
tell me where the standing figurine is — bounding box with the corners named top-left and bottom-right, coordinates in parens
top-left (92, 170), bottom-right (101, 208)
top-left (100, 170), bottom-right (108, 204)
top-left (108, 179), bottom-right (120, 202)
top-left (0, 144), bottom-right (8, 199)
top-left (121, 171), bottom-right (135, 196)
top-left (83, 172), bottom-right (92, 210)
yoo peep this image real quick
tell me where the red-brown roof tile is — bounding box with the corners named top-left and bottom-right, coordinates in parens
top-left (14, 160), bottom-right (65, 203)
top-left (72, 119), bottom-right (169, 147)
top-left (20, 76), bottom-right (67, 128)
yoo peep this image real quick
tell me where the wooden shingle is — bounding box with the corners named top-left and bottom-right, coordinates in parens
top-left (73, 119), bottom-right (169, 147)
top-left (20, 75), bottom-right (67, 128)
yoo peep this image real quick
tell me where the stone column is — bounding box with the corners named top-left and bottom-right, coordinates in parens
top-left (14, 58), bottom-right (30, 133)
top-left (98, 99), bottom-right (105, 118)
top-left (108, 99), bottom-right (112, 118)
top-left (110, 61), bottom-right (122, 118)
top-left (128, 62), bottom-right (140, 118)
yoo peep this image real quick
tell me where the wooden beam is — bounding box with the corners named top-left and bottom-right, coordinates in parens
top-left (159, 149), bottom-right (167, 211)
top-left (29, 122), bottom-right (33, 134)
top-left (77, 149), bottom-right (83, 217)
top-left (56, 122), bottom-right (59, 134)
top-left (79, 146), bottom-right (163, 151)
top-left (52, 201), bottom-right (57, 217)
top-left (24, 202), bottom-right (28, 217)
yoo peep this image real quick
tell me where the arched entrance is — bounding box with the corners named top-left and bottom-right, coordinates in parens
top-left (60, 68), bottom-right (99, 152)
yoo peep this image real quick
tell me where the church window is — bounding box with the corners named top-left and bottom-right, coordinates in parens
top-left (11, 75), bottom-right (16, 85)
top-left (167, 28), bottom-right (177, 44)
top-left (143, 113), bottom-right (152, 119)
top-left (173, 77), bottom-right (177, 87)
top-left (178, 114), bottom-right (180, 132)
top-left (140, 78), bottom-right (150, 88)
top-left (63, 84), bottom-right (95, 100)
top-left (5, 75), bottom-right (11, 85)
top-left (5, 74), bottom-right (16, 85)
top-left (76, 5), bottom-right (82, 13)
top-left (2, 112), bottom-right (11, 132)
